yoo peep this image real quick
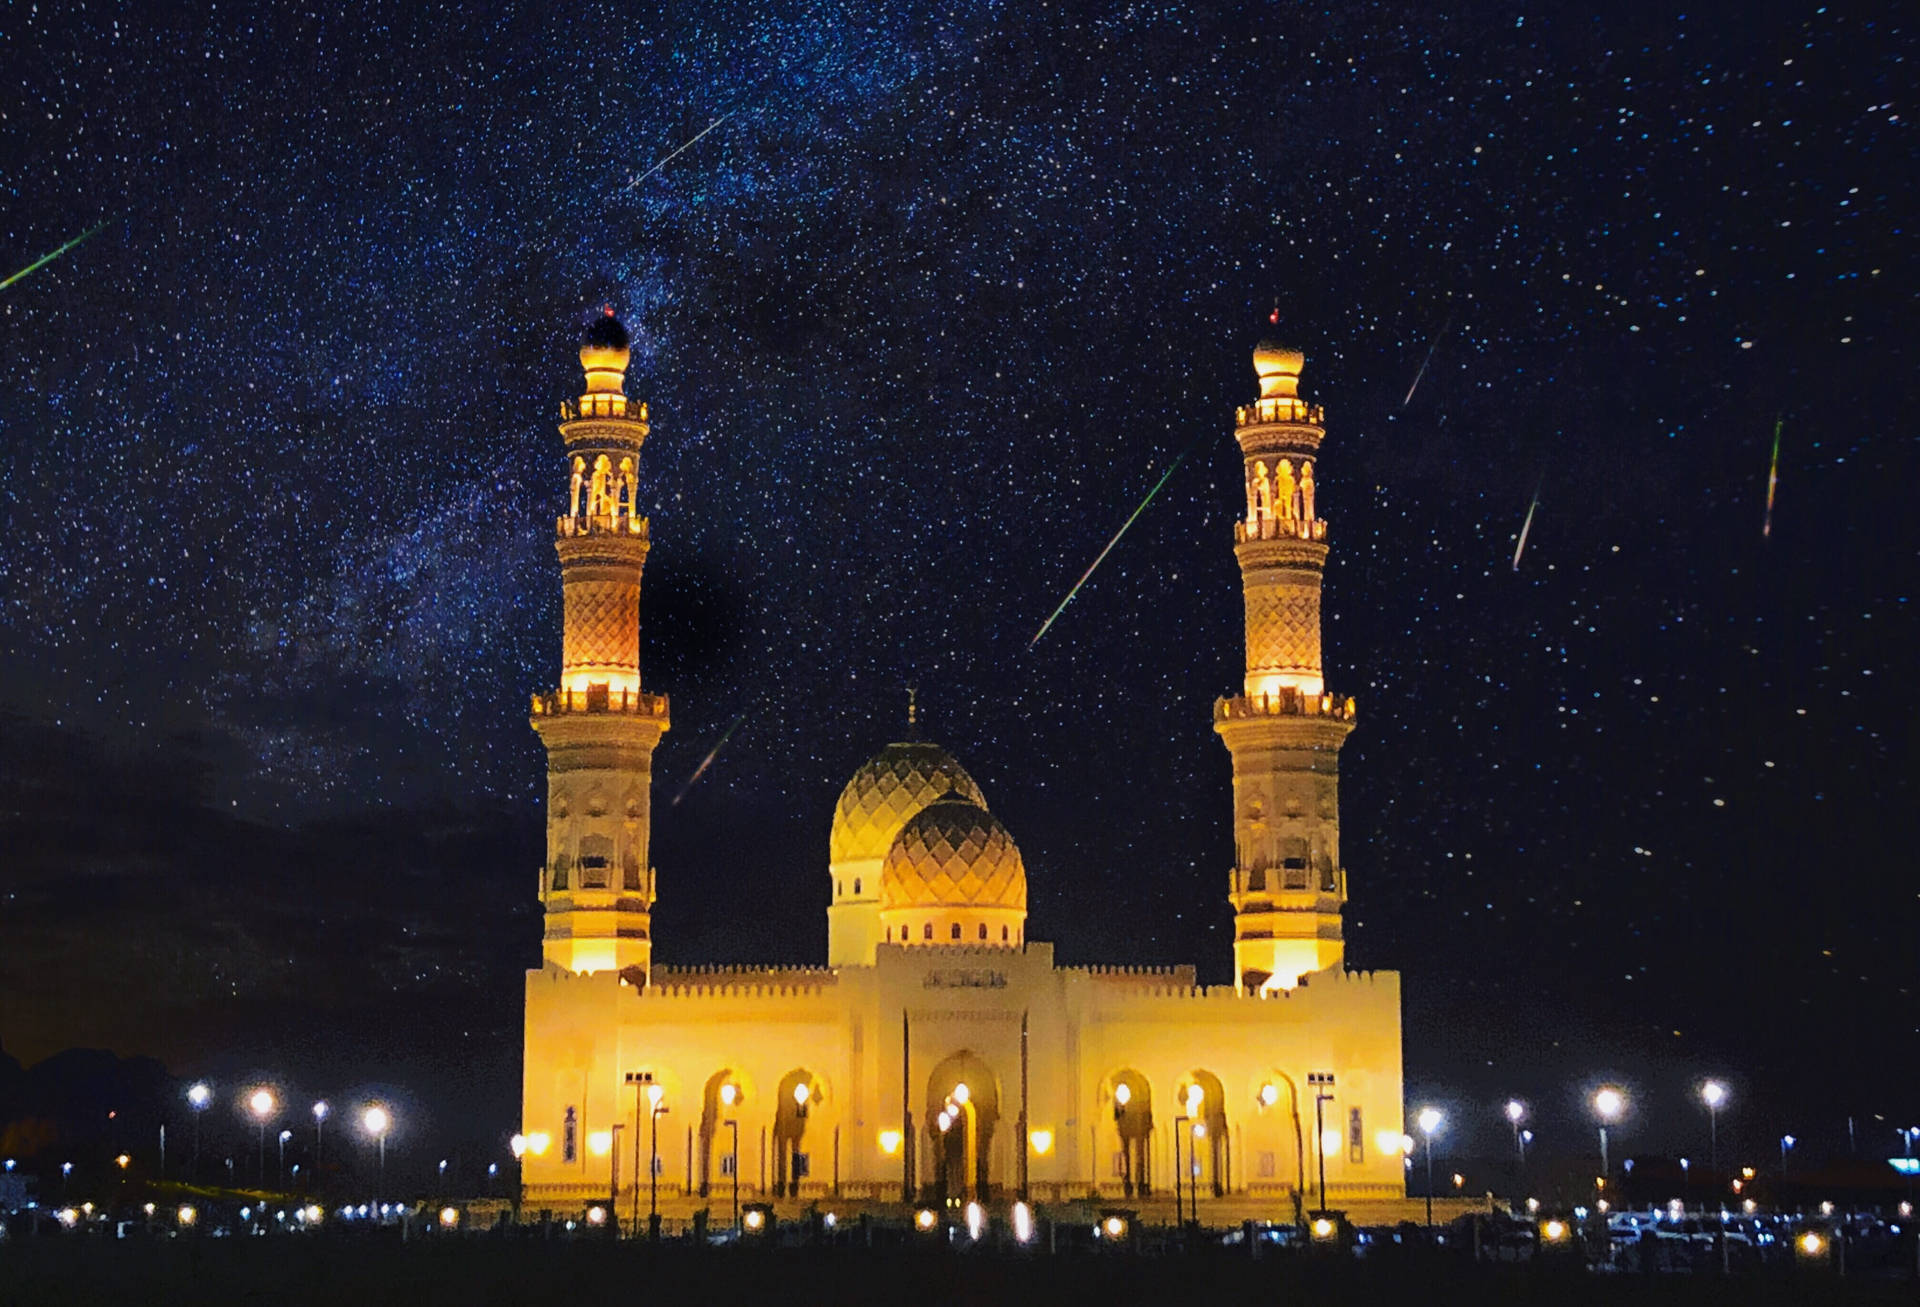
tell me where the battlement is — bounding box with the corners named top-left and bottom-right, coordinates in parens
top-left (638, 967), bottom-right (840, 1000)
top-left (1214, 689), bottom-right (1356, 723)
top-left (1236, 396), bottom-right (1324, 429)
top-left (1069, 964), bottom-right (1198, 986)
top-left (557, 513), bottom-right (649, 540)
top-left (531, 687), bottom-right (671, 718)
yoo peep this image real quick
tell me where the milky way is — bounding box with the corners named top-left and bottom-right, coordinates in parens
top-left (1, 2), bottom-right (1911, 1152)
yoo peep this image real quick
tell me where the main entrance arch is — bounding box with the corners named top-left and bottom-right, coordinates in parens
top-left (924, 1050), bottom-right (1001, 1203)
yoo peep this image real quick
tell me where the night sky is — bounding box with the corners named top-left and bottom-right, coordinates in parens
top-left (1, 2), bottom-right (1912, 1177)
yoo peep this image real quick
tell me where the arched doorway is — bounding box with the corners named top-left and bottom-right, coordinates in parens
top-left (1177, 1070), bottom-right (1230, 1197)
top-left (772, 1069), bottom-right (819, 1197)
top-left (697, 1069), bottom-right (749, 1198)
top-left (924, 1050), bottom-right (1001, 1204)
top-left (1105, 1069), bottom-right (1154, 1198)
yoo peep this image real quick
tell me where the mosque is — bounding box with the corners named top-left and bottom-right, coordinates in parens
top-left (517, 312), bottom-right (1410, 1224)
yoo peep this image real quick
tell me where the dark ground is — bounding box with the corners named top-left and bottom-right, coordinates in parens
top-left (0, 1241), bottom-right (1912, 1307)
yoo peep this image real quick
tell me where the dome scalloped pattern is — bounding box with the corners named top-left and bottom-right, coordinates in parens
top-left (830, 742), bottom-right (985, 866)
top-left (879, 797), bottom-right (1027, 912)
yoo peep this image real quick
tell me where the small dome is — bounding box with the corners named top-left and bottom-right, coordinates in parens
top-left (831, 742), bottom-right (984, 866)
top-left (1252, 338), bottom-right (1304, 379)
top-left (580, 308), bottom-right (631, 376)
top-left (879, 795), bottom-right (1027, 913)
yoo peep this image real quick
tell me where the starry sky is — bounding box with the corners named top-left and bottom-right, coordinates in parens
top-left (1, 1), bottom-right (1912, 1173)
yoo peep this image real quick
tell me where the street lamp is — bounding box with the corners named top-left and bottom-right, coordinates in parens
top-left (1780, 1134), bottom-right (1795, 1195)
top-left (1699, 1081), bottom-right (1727, 1173)
top-left (1113, 1082), bottom-right (1133, 1198)
top-left (312, 1101), bottom-right (329, 1178)
top-left (1416, 1107), bottom-right (1443, 1230)
top-left (248, 1088), bottom-right (278, 1185)
top-left (648, 1085), bottom-right (668, 1237)
top-left (363, 1105), bottom-right (391, 1209)
top-left (1307, 1073), bottom-right (1335, 1216)
top-left (278, 1130), bottom-right (292, 1188)
top-left (1505, 1100), bottom-right (1527, 1169)
top-left (1592, 1087), bottom-right (1625, 1192)
top-left (187, 1083), bottom-right (212, 1181)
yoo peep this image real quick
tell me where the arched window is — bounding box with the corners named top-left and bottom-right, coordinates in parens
top-left (950, 922), bottom-right (962, 941)
top-left (1001, 925), bottom-right (1009, 942)
top-left (836, 881), bottom-right (843, 896)
top-left (853, 878), bottom-right (861, 894)
top-left (923, 923), bottom-right (933, 941)
top-left (977, 923), bottom-right (987, 940)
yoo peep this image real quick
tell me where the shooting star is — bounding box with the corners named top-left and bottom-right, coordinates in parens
top-left (626, 113), bottom-right (735, 190)
top-left (671, 708), bottom-right (751, 806)
top-left (1762, 416), bottom-right (1783, 539)
top-left (1029, 448), bottom-right (1192, 650)
top-left (1402, 316), bottom-right (1453, 408)
top-left (1512, 481), bottom-right (1541, 571)
top-left (1, 218), bottom-right (111, 292)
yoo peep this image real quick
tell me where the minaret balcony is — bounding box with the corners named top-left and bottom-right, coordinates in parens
top-left (1215, 689), bottom-right (1356, 723)
top-left (1235, 396), bottom-right (1324, 428)
top-left (556, 513), bottom-right (650, 539)
top-left (561, 396), bottom-right (648, 421)
top-left (532, 687), bottom-right (671, 719)
top-left (1235, 517), bottom-right (1326, 544)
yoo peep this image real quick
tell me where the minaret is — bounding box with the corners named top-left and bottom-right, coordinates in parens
top-left (530, 309), bottom-right (670, 979)
top-left (1214, 335), bottom-right (1357, 992)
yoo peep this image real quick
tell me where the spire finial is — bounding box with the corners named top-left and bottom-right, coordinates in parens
top-left (906, 683), bottom-right (919, 738)
top-left (1269, 300), bottom-right (1280, 326)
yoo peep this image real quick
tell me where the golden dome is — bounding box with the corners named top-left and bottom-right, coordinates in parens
top-left (830, 742), bottom-right (985, 866)
top-left (1252, 338), bottom-right (1304, 398)
top-left (579, 308), bottom-right (630, 392)
top-left (879, 796), bottom-right (1027, 912)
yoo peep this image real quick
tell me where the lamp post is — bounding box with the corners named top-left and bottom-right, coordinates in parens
top-left (648, 1085), bottom-right (668, 1237)
top-left (1592, 1087), bottom-right (1625, 1196)
top-left (789, 1082), bottom-right (809, 1199)
top-left (1416, 1108), bottom-right (1442, 1230)
top-left (1699, 1082), bottom-right (1726, 1174)
top-left (1505, 1100), bottom-right (1527, 1173)
top-left (186, 1083), bottom-right (211, 1181)
top-left (724, 1118), bottom-right (740, 1234)
top-left (608, 1123), bottom-right (624, 1236)
top-left (363, 1105), bottom-right (390, 1210)
top-left (1172, 1115), bottom-right (1187, 1226)
top-left (277, 1130), bottom-right (292, 1188)
top-left (1780, 1134), bottom-right (1795, 1199)
top-left (248, 1089), bottom-right (277, 1185)
top-left (312, 1101), bottom-right (329, 1181)
top-left (1113, 1082), bottom-right (1133, 1198)
top-left (1307, 1073), bottom-right (1335, 1214)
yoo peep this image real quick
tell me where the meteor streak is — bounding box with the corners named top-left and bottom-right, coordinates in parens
top-left (1512, 482), bottom-right (1541, 571)
top-left (626, 113), bottom-right (735, 190)
top-left (671, 708), bottom-right (751, 806)
top-left (1402, 316), bottom-right (1453, 407)
top-left (1762, 417), bottom-right (1783, 539)
top-left (0, 218), bottom-right (111, 292)
top-left (1029, 448), bottom-right (1191, 650)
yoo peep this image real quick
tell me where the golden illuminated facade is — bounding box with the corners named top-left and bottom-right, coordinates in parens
top-left (1216, 342), bottom-right (1355, 992)
top-left (521, 322), bottom-right (1411, 1225)
top-left (531, 310), bottom-right (669, 978)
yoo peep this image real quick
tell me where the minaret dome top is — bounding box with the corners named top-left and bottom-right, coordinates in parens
top-left (1252, 338), bottom-right (1305, 400)
top-left (580, 307), bottom-right (631, 396)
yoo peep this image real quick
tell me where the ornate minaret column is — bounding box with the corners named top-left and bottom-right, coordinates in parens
top-left (531, 310), bottom-right (670, 980)
top-left (1214, 337), bottom-right (1357, 992)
